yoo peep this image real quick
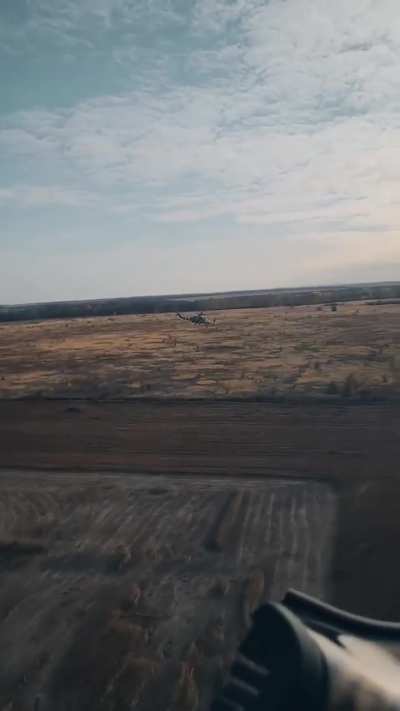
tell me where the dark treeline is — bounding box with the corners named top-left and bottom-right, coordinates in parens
top-left (1, 282), bottom-right (400, 323)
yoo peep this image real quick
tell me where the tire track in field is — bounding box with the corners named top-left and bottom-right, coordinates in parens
top-left (235, 489), bottom-right (258, 566)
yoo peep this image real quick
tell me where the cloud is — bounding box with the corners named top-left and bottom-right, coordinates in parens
top-left (0, 185), bottom-right (98, 208)
top-left (3, 82), bottom-right (400, 235)
top-left (3, 228), bottom-right (400, 305)
top-left (2, 1), bottom-right (399, 221)
top-left (300, 232), bottom-right (400, 281)
top-left (0, 0), bottom-right (188, 57)
top-left (1, 0), bottom-right (400, 302)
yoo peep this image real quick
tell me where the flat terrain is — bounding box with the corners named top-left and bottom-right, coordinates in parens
top-left (0, 471), bottom-right (335, 711)
top-left (0, 400), bottom-right (398, 480)
top-left (1, 303), bottom-right (400, 709)
top-left (2, 397), bottom-right (400, 620)
top-left (1, 301), bottom-right (400, 400)
top-left (1, 400), bottom-right (400, 709)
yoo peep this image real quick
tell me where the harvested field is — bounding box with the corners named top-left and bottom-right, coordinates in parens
top-left (1, 398), bottom-right (400, 623)
top-left (0, 471), bottom-right (335, 711)
top-left (1, 301), bottom-right (400, 399)
top-left (1, 300), bottom-right (400, 708)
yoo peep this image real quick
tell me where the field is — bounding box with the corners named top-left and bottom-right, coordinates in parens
top-left (0, 470), bottom-right (335, 710)
top-left (1, 301), bottom-right (400, 400)
top-left (1, 302), bottom-right (400, 710)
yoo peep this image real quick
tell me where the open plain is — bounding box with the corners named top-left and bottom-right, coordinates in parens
top-left (1, 301), bottom-right (400, 400)
top-left (1, 301), bottom-right (400, 710)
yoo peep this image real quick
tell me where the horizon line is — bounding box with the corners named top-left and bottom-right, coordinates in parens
top-left (2, 279), bottom-right (400, 309)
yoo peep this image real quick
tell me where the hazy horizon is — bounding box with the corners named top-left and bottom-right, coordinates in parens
top-left (2, 278), bottom-right (400, 309)
top-left (1, 0), bottom-right (400, 303)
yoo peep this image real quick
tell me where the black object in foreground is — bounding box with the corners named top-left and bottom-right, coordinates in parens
top-left (211, 589), bottom-right (400, 711)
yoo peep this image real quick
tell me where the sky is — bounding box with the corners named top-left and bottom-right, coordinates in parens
top-left (1, 0), bottom-right (400, 304)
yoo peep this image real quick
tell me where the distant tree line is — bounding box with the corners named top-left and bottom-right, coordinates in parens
top-left (1, 283), bottom-right (400, 323)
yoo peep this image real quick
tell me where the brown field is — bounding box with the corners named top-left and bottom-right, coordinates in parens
top-left (1, 302), bottom-right (400, 710)
top-left (0, 470), bottom-right (335, 710)
top-left (1, 301), bottom-right (400, 400)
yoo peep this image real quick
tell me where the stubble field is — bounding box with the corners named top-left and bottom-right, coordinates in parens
top-left (1, 301), bottom-right (400, 710)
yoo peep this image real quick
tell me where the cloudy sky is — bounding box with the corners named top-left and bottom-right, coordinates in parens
top-left (1, 0), bottom-right (400, 304)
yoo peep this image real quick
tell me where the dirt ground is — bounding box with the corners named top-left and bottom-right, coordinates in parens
top-left (0, 399), bottom-right (398, 481)
top-left (0, 470), bottom-right (335, 711)
top-left (1, 399), bottom-right (400, 709)
top-left (1, 304), bottom-right (400, 709)
top-left (1, 301), bottom-right (400, 400)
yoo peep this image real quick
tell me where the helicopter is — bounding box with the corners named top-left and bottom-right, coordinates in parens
top-left (176, 311), bottom-right (216, 326)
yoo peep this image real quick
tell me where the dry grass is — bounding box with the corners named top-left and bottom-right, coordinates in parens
top-left (0, 471), bottom-right (335, 710)
top-left (1, 301), bottom-right (400, 400)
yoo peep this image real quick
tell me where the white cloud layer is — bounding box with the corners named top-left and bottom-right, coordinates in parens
top-left (1, 0), bottom-right (400, 301)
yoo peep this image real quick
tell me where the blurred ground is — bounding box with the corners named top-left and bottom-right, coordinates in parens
top-left (0, 471), bottom-right (335, 711)
top-left (1, 303), bottom-right (400, 709)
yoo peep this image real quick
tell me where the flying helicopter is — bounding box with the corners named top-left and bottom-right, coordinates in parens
top-left (176, 312), bottom-right (216, 326)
